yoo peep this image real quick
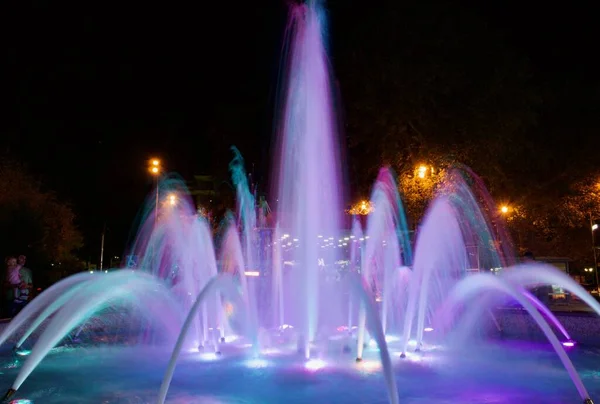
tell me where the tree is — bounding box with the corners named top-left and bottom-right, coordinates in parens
top-left (0, 161), bottom-right (83, 265)
top-left (327, 0), bottom-right (540, 199)
top-left (560, 175), bottom-right (600, 228)
top-left (398, 163), bottom-right (446, 227)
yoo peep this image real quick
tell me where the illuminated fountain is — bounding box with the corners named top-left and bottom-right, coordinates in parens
top-left (0, 1), bottom-right (599, 404)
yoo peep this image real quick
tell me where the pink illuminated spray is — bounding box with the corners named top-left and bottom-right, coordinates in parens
top-left (272, 0), bottom-right (343, 358)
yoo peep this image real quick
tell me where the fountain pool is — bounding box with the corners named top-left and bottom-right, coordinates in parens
top-left (1, 339), bottom-right (599, 403)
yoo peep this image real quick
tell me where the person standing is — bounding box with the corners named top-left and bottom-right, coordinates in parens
top-left (4, 257), bottom-right (21, 317)
top-left (14, 255), bottom-right (32, 313)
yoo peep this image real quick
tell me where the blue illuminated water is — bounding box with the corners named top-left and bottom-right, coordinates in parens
top-left (1, 340), bottom-right (598, 403)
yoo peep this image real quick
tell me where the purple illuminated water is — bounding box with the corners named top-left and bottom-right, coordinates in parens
top-left (1, 1), bottom-right (599, 404)
top-left (272, 0), bottom-right (343, 356)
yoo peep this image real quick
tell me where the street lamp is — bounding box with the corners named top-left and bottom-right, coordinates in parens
top-left (500, 205), bottom-right (509, 215)
top-left (167, 193), bottom-right (177, 206)
top-left (149, 159), bottom-right (161, 177)
top-left (417, 165), bottom-right (428, 179)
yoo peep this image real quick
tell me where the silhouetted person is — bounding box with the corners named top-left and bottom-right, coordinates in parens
top-left (16, 255), bottom-right (32, 309)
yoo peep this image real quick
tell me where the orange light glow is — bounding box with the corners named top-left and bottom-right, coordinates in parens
top-left (348, 200), bottom-right (374, 215)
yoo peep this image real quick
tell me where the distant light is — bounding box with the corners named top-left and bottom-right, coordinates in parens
top-left (417, 165), bottom-right (427, 178)
top-left (104, 270), bottom-right (108, 273)
top-left (593, 224), bottom-right (599, 231)
top-left (89, 271), bottom-right (94, 274)
top-left (168, 193), bottom-right (177, 206)
top-left (562, 341), bottom-right (576, 347)
top-left (424, 327), bottom-right (434, 332)
top-left (305, 359), bottom-right (326, 371)
top-left (150, 166), bottom-right (159, 174)
top-left (151, 159), bottom-right (160, 166)
top-left (245, 271), bottom-right (260, 277)
top-left (348, 200), bottom-right (374, 215)
top-left (500, 205), bottom-right (509, 214)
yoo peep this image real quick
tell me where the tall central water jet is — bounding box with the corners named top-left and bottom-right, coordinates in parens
top-left (273, 1), bottom-right (342, 358)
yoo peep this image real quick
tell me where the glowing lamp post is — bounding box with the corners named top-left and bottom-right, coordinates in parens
top-left (148, 158), bottom-right (162, 222)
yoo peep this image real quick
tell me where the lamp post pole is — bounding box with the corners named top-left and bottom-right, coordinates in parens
top-left (590, 213), bottom-right (599, 292)
top-left (100, 222), bottom-right (106, 270)
top-left (149, 158), bottom-right (162, 272)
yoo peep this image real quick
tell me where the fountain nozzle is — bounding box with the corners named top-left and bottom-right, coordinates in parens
top-left (355, 357), bottom-right (363, 362)
top-left (399, 352), bottom-right (406, 358)
top-left (583, 398), bottom-right (594, 404)
top-left (2, 388), bottom-right (16, 402)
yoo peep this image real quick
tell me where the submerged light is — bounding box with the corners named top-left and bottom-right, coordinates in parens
top-left (14, 348), bottom-right (31, 357)
top-left (304, 358), bottom-right (326, 371)
top-left (244, 358), bottom-right (269, 369)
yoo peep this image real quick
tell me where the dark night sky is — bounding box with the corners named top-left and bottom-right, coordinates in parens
top-left (1, 0), bottom-right (599, 261)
